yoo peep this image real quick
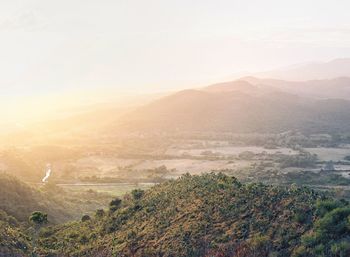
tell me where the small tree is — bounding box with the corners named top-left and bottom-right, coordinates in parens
top-left (29, 211), bottom-right (48, 227)
top-left (29, 211), bottom-right (48, 248)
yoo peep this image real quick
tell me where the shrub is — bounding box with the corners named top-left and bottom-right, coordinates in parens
top-left (131, 189), bottom-right (144, 200)
top-left (95, 209), bottom-right (105, 218)
top-left (331, 241), bottom-right (350, 257)
top-left (81, 215), bottom-right (91, 222)
top-left (29, 211), bottom-right (48, 226)
top-left (109, 198), bottom-right (122, 212)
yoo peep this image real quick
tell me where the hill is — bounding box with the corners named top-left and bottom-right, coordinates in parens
top-left (4, 76), bottom-right (350, 140)
top-left (34, 173), bottom-right (350, 257)
top-left (0, 173), bottom-right (111, 224)
top-left (115, 82), bottom-right (350, 134)
top-left (0, 210), bottom-right (31, 257)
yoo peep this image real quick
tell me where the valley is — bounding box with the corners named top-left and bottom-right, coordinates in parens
top-left (3, 62), bottom-right (350, 256)
top-left (3, 130), bottom-right (350, 198)
top-left (2, 1), bottom-right (350, 255)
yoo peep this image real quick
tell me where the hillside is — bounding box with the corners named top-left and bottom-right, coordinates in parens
top-left (115, 82), bottom-right (350, 134)
top-left (0, 173), bottom-right (111, 224)
top-left (0, 211), bottom-right (31, 257)
top-left (4, 76), bottom-right (350, 140)
top-left (33, 173), bottom-right (350, 257)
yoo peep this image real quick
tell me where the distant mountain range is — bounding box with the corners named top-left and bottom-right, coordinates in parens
top-left (115, 79), bottom-right (350, 134)
top-left (6, 58), bottom-right (350, 139)
top-left (114, 63), bottom-right (350, 134)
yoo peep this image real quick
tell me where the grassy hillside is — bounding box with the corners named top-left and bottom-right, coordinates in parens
top-left (0, 211), bottom-right (31, 257)
top-left (33, 173), bottom-right (350, 257)
top-left (0, 173), bottom-right (112, 224)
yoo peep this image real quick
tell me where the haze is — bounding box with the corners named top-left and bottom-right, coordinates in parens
top-left (3, 2), bottom-right (350, 256)
top-left (2, 0), bottom-right (350, 132)
top-left (1, 0), bottom-right (350, 95)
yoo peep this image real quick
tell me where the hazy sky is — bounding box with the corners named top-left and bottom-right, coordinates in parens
top-left (1, 0), bottom-right (350, 94)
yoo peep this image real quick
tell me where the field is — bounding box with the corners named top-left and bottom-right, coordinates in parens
top-left (306, 146), bottom-right (350, 161)
top-left (166, 145), bottom-right (297, 157)
top-left (5, 138), bottom-right (350, 198)
top-left (51, 143), bottom-right (297, 182)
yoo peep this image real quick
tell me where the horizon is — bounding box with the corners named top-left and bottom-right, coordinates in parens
top-left (1, 56), bottom-right (350, 132)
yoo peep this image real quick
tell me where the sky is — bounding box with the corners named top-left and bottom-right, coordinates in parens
top-left (1, 0), bottom-right (350, 95)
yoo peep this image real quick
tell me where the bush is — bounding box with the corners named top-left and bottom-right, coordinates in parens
top-left (109, 198), bottom-right (122, 212)
top-left (316, 199), bottom-right (344, 217)
top-left (29, 211), bottom-right (48, 226)
top-left (131, 189), bottom-right (144, 201)
top-left (81, 215), bottom-right (91, 222)
top-left (331, 241), bottom-right (350, 257)
top-left (95, 209), bottom-right (105, 218)
top-left (315, 207), bottom-right (350, 237)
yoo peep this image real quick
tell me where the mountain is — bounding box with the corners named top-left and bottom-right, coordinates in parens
top-left (204, 80), bottom-right (258, 93)
top-left (254, 58), bottom-right (350, 81)
top-left (5, 76), bottom-right (350, 140)
top-left (114, 79), bottom-right (350, 134)
top-left (33, 173), bottom-right (350, 257)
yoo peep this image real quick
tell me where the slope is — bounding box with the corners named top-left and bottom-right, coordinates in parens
top-left (115, 82), bottom-right (350, 134)
top-left (0, 173), bottom-right (111, 224)
top-left (35, 173), bottom-right (348, 257)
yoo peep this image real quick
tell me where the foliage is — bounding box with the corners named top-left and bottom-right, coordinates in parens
top-left (36, 173), bottom-right (324, 257)
top-left (0, 211), bottom-right (31, 256)
top-left (0, 173), bottom-right (112, 224)
top-left (109, 198), bottom-right (122, 212)
top-left (3, 173), bottom-right (350, 256)
top-left (81, 215), bottom-right (91, 222)
top-left (29, 211), bottom-right (48, 226)
top-left (278, 150), bottom-right (317, 168)
top-left (131, 189), bottom-right (144, 200)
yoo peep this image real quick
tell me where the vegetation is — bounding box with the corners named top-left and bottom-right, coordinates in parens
top-left (0, 215), bottom-right (31, 257)
top-left (0, 173), bottom-right (112, 224)
top-left (3, 173), bottom-right (350, 256)
top-left (284, 171), bottom-right (350, 187)
top-left (29, 211), bottom-right (48, 226)
top-left (27, 173), bottom-right (349, 257)
top-left (277, 150), bottom-right (317, 168)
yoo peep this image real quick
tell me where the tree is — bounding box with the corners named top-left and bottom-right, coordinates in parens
top-left (29, 211), bottom-right (48, 249)
top-left (29, 211), bottom-right (48, 227)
